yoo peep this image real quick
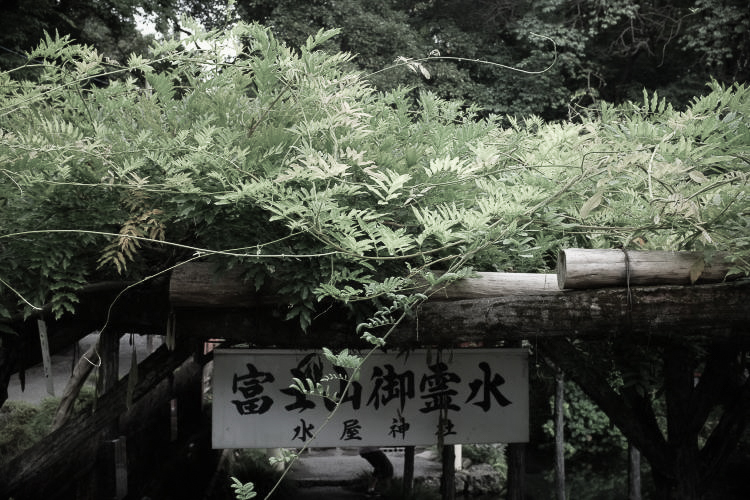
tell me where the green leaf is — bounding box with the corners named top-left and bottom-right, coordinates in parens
top-left (579, 191), bottom-right (603, 219)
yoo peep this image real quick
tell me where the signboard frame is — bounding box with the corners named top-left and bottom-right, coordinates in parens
top-left (212, 348), bottom-right (528, 448)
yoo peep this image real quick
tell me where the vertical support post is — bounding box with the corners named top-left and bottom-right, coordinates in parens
top-left (96, 329), bottom-right (119, 398)
top-left (554, 366), bottom-right (566, 500)
top-left (98, 437), bottom-right (128, 500)
top-left (113, 437), bottom-right (128, 500)
top-left (441, 444), bottom-right (456, 500)
top-left (95, 329), bottom-right (121, 499)
top-left (506, 444), bottom-right (525, 500)
top-left (506, 339), bottom-right (526, 500)
top-left (37, 320), bottom-right (55, 396)
top-left (170, 398), bottom-right (179, 441)
top-left (403, 445), bottom-right (415, 497)
top-left (628, 443), bottom-right (642, 500)
top-left (71, 340), bottom-right (80, 375)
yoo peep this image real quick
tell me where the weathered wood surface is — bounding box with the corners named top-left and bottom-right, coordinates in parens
top-left (169, 262), bottom-right (560, 307)
top-left (419, 271), bottom-right (558, 299)
top-left (557, 248), bottom-right (732, 289)
top-left (0, 344), bottom-right (194, 500)
top-left (169, 263), bottom-right (269, 308)
top-left (391, 279), bottom-right (750, 345)
top-left (171, 277), bottom-right (750, 347)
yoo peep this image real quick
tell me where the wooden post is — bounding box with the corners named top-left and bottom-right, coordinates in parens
top-left (37, 320), bottom-right (55, 397)
top-left (506, 443), bottom-right (525, 500)
top-left (441, 444), bottom-right (456, 500)
top-left (98, 437), bottom-right (128, 500)
top-left (96, 330), bottom-right (119, 397)
top-left (95, 329), bottom-right (121, 500)
top-left (554, 367), bottom-right (566, 500)
top-left (506, 339), bottom-right (526, 500)
top-left (402, 445), bottom-right (415, 497)
top-left (629, 443), bottom-right (642, 500)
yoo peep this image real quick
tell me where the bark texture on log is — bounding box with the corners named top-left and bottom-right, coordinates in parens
top-left (169, 263), bottom-right (269, 308)
top-left (557, 248), bottom-right (732, 289)
top-left (390, 280), bottom-right (750, 346)
top-left (169, 262), bottom-right (559, 307)
top-left (169, 279), bottom-right (750, 347)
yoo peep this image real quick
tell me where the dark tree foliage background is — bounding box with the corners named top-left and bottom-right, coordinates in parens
top-left (189, 0), bottom-right (749, 119)
top-left (2, 0), bottom-right (747, 119)
top-left (0, 0), bottom-right (174, 70)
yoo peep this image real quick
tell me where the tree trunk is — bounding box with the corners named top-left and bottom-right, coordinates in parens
top-left (661, 344), bottom-right (702, 499)
top-left (541, 338), bottom-right (750, 500)
top-left (51, 341), bottom-right (98, 430)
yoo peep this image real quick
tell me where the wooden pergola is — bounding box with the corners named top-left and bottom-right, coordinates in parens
top-left (1, 251), bottom-right (749, 499)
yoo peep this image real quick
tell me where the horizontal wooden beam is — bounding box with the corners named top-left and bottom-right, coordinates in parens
top-left (171, 271), bottom-right (750, 347)
top-left (5, 279), bottom-right (169, 377)
top-left (169, 262), bottom-right (560, 308)
top-left (391, 280), bottom-right (750, 345)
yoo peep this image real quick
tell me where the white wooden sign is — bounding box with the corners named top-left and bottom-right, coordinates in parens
top-left (212, 348), bottom-right (528, 448)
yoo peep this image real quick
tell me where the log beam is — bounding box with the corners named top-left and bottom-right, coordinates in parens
top-left (169, 262), bottom-right (560, 307)
top-left (171, 276), bottom-right (750, 347)
top-left (557, 249), bottom-right (733, 289)
top-left (390, 279), bottom-right (750, 345)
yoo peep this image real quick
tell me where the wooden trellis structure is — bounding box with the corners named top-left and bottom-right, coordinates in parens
top-left (1, 250), bottom-right (749, 499)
